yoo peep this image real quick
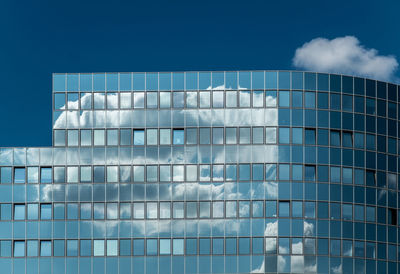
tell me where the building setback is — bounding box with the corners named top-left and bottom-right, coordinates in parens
top-left (0, 70), bottom-right (399, 273)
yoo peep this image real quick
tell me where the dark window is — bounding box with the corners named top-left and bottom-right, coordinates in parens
top-left (330, 130), bottom-right (341, 146)
top-left (366, 170), bottom-right (376, 186)
top-left (342, 132), bottom-right (353, 147)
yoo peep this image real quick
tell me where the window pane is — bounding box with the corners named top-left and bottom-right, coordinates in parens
top-left (14, 204), bottom-right (25, 220)
top-left (94, 240), bottom-right (105, 256)
top-left (40, 204), bottom-right (52, 220)
top-left (14, 241), bottom-right (25, 257)
top-left (133, 130), bottom-right (144, 145)
top-left (40, 241), bottom-right (52, 256)
top-left (173, 129), bottom-right (184, 145)
top-left (40, 168), bottom-right (52, 183)
top-left (14, 168), bottom-right (25, 183)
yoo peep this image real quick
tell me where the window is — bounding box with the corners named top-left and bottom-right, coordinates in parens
top-left (279, 128), bottom-right (289, 144)
top-left (186, 92), bottom-right (198, 108)
top-left (27, 204), bottom-right (38, 220)
top-left (94, 240), bottom-right (105, 256)
top-left (133, 130), bottom-right (145, 145)
top-left (160, 129), bottom-right (171, 145)
top-left (14, 241), bottom-right (25, 257)
top-left (226, 91), bottom-right (237, 107)
top-left (146, 129), bottom-right (157, 145)
top-left (265, 91), bottom-right (277, 107)
top-left (67, 203), bottom-right (78, 219)
top-left (343, 131), bottom-right (353, 147)
top-left (200, 92), bottom-right (210, 108)
top-left (68, 130), bottom-right (78, 146)
top-left (40, 241), bottom-right (51, 256)
top-left (366, 170), bottom-right (376, 186)
top-left (160, 239), bottom-right (171, 255)
top-left (27, 167), bottom-right (38, 183)
top-left (252, 127), bottom-right (263, 144)
top-left (305, 129), bottom-right (316, 145)
top-left (146, 239), bottom-right (157, 255)
top-left (279, 201), bottom-right (290, 217)
top-left (107, 240), bottom-right (118, 256)
top-left (53, 240), bottom-right (65, 256)
top-left (93, 130), bottom-right (105, 146)
top-left (40, 167), bottom-right (52, 183)
top-left (1, 167), bottom-right (12, 183)
top-left (265, 128), bottom-right (276, 144)
top-left (107, 129), bottom-right (118, 145)
top-left (133, 239), bottom-right (145, 255)
top-left (120, 239), bottom-right (131, 256)
top-left (81, 129), bottom-right (92, 146)
top-left (226, 128), bottom-right (237, 144)
top-left (199, 128), bottom-right (210, 144)
top-left (14, 204), bottom-right (25, 220)
top-left (173, 239), bottom-right (184, 255)
top-left (212, 128), bottom-right (224, 144)
top-left (330, 130), bottom-right (341, 146)
top-left (40, 204), bottom-right (52, 220)
top-left (239, 128), bottom-right (250, 144)
top-left (173, 129), bottom-right (184, 145)
top-left (14, 168), bottom-right (25, 183)
top-left (80, 240), bottom-right (92, 256)
top-left (27, 240), bottom-right (38, 257)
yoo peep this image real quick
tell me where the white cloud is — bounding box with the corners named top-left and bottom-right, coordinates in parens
top-left (293, 36), bottom-right (398, 82)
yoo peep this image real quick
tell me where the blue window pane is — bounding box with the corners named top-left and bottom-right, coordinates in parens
top-left (40, 241), bottom-right (52, 256)
top-left (133, 73), bottom-right (145, 91)
top-left (279, 202), bottom-right (290, 217)
top-left (93, 73), bottom-right (105, 91)
top-left (67, 240), bottom-right (78, 256)
top-left (27, 240), bottom-right (38, 257)
top-left (186, 239), bottom-right (197, 255)
top-left (54, 240), bottom-right (65, 256)
top-left (133, 239), bottom-right (144, 255)
top-left (53, 74), bottom-right (66, 91)
top-left (133, 130), bottom-right (144, 145)
top-left (1, 204), bottom-right (11, 220)
top-left (146, 73), bottom-right (158, 91)
top-left (14, 204), bottom-right (25, 220)
top-left (14, 241), bottom-right (25, 257)
top-left (41, 204), bottom-right (52, 220)
top-left (173, 129), bottom-right (184, 145)
top-left (80, 240), bottom-right (92, 256)
top-left (146, 239), bottom-right (157, 255)
top-left (40, 168), bottom-right (52, 183)
top-left (239, 164), bottom-right (250, 181)
top-left (212, 72), bottom-right (224, 89)
top-left (14, 168), bottom-right (25, 183)
top-left (120, 239), bottom-right (131, 256)
top-left (1, 167), bottom-right (12, 183)
top-left (119, 73), bottom-right (131, 91)
top-left (199, 238), bottom-right (210, 255)
top-left (279, 128), bottom-right (290, 144)
top-left (279, 91), bottom-right (290, 107)
top-left (278, 72), bottom-right (290, 89)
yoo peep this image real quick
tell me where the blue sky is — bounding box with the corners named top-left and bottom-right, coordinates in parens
top-left (0, 0), bottom-right (399, 146)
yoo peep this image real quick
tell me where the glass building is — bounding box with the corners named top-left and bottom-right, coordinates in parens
top-left (0, 70), bottom-right (399, 273)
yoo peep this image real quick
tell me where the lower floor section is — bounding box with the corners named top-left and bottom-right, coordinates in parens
top-left (0, 255), bottom-right (396, 274)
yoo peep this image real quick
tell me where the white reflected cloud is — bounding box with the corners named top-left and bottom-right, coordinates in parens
top-left (303, 220), bottom-right (315, 236)
top-left (331, 263), bottom-right (343, 274)
top-left (304, 262), bottom-right (317, 273)
top-left (264, 220), bottom-right (278, 237)
top-left (277, 255), bottom-right (287, 272)
top-left (251, 260), bottom-right (264, 273)
top-left (293, 36), bottom-right (399, 82)
top-left (291, 256), bottom-right (304, 273)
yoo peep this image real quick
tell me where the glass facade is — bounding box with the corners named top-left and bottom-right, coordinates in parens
top-left (0, 70), bottom-right (399, 273)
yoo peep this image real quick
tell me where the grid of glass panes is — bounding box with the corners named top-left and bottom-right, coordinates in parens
top-left (1, 71), bottom-right (400, 273)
